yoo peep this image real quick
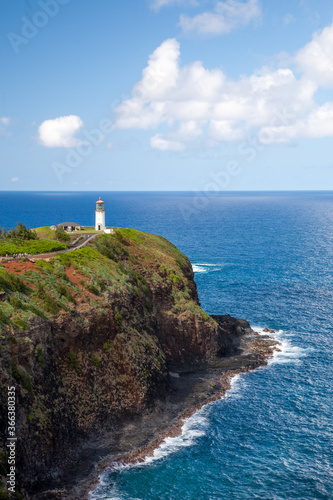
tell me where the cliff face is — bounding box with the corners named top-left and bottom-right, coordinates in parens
top-left (0, 229), bottom-right (242, 498)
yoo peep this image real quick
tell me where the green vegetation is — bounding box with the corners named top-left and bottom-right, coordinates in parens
top-left (54, 227), bottom-right (70, 242)
top-left (33, 226), bottom-right (55, 239)
top-left (114, 307), bottom-right (122, 327)
top-left (0, 222), bottom-right (37, 240)
top-left (0, 269), bottom-right (28, 293)
top-left (90, 354), bottom-right (101, 368)
top-left (67, 351), bottom-right (80, 373)
top-left (35, 345), bottom-right (45, 367)
top-left (10, 360), bottom-right (33, 393)
top-left (0, 227), bottom-right (214, 334)
top-left (0, 239), bottom-right (68, 256)
top-left (94, 232), bottom-right (129, 262)
top-left (0, 222), bottom-right (72, 256)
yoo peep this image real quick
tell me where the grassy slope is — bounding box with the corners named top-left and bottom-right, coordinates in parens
top-left (33, 226), bottom-right (55, 239)
top-left (0, 229), bottom-right (210, 335)
top-left (0, 239), bottom-right (68, 256)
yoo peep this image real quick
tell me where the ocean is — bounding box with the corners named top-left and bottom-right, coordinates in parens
top-left (2, 191), bottom-right (333, 500)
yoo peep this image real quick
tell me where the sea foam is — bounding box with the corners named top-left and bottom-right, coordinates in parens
top-left (192, 263), bottom-right (222, 273)
top-left (252, 326), bottom-right (309, 365)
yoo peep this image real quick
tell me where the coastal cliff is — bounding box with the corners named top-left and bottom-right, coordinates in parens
top-left (0, 230), bottom-right (277, 499)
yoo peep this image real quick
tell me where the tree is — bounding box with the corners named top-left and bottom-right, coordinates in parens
top-left (54, 227), bottom-right (70, 242)
top-left (3, 223), bottom-right (38, 240)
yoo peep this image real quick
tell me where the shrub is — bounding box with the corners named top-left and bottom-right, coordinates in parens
top-left (114, 307), bottom-right (122, 327)
top-left (0, 271), bottom-right (28, 293)
top-left (54, 227), bottom-right (70, 242)
top-left (94, 234), bottom-right (129, 262)
top-left (35, 346), bottom-right (45, 367)
top-left (67, 351), bottom-right (80, 373)
top-left (144, 342), bottom-right (153, 354)
top-left (0, 310), bottom-right (8, 324)
top-left (86, 283), bottom-right (99, 295)
top-left (27, 304), bottom-right (46, 319)
top-left (37, 284), bottom-right (60, 314)
top-left (13, 318), bottom-right (29, 330)
top-left (90, 354), bottom-right (101, 368)
top-left (145, 299), bottom-right (152, 312)
top-left (10, 360), bottom-right (33, 393)
top-left (9, 296), bottom-right (26, 310)
top-left (20, 367), bottom-right (33, 393)
top-left (44, 295), bottom-right (60, 314)
top-left (56, 284), bottom-right (76, 303)
top-left (35, 260), bottom-right (53, 271)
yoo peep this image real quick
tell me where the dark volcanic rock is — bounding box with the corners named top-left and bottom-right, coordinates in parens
top-left (0, 230), bottom-right (279, 499)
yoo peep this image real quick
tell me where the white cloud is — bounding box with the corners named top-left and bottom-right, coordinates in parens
top-left (0, 117), bottom-right (11, 126)
top-left (150, 134), bottom-right (185, 150)
top-left (38, 115), bottom-right (83, 147)
top-left (295, 23), bottom-right (333, 87)
top-left (179, 0), bottom-right (262, 35)
top-left (11, 177), bottom-right (19, 182)
top-left (113, 37), bottom-right (323, 148)
top-left (258, 103), bottom-right (333, 143)
top-left (209, 120), bottom-right (245, 141)
top-left (150, 0), bottom-right (196, 12)
top-left (0, 116), bottom-right (11, 137)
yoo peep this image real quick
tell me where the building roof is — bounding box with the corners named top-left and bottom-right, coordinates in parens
top-left (57, 222), bottom-right (81, 227)
top-left (96, 197), bottom-right (104, 204)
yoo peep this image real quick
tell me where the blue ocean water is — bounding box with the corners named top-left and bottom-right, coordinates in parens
top-left (1, 191), bottom-right (333, 500)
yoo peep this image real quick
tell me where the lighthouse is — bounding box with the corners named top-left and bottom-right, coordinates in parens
top-left (95, 197), bottom-right (106, 231)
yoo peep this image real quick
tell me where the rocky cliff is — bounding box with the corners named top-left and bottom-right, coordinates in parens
top-left (0, 229), bottom-right (273, 499)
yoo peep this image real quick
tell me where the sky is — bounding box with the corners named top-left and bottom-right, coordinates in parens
top-left (1, 0), bottom-right (333, 191)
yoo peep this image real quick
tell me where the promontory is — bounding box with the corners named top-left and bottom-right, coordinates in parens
top-left (0, 229), bottom-right (278, 499)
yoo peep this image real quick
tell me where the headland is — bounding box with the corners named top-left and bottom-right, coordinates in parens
top-left (0, 228), bottom-right (279, 499)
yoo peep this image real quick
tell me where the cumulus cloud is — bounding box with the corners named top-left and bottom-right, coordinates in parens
top-left (259, 103), bottom-right (333, 143)
top-left (38, 115), bottom-right (83, 147)
top-left (113, 37), bottom-right (327, 148)
top-left (295, 23), bottom-right (333, 87)
top-left (179, 0), bottom-right (262, 35)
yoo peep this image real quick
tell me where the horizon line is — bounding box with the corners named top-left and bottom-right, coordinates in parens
top-left (1, 189), bottom-right (333, 194)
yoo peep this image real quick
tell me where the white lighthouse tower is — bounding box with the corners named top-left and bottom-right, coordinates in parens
top-left (95, 197), bottom-right (106, 231)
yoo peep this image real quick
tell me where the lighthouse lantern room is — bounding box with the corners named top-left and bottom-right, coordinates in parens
top-left (95, 197), bottom-right (106, 231)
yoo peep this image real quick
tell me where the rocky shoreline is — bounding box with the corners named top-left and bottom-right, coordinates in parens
top-left (0, 230), bottom-right (281, 500)
top-left (54, 321), bottom-right (280, 500)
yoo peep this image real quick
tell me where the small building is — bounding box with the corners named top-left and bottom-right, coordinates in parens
top-left (57, 222), bottom-right (82, 232)
top-left (95, 197), bottom-right (106, 231)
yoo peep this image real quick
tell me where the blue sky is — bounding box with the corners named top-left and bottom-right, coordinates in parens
top-left (1, 0), bottom-right (333, 191)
